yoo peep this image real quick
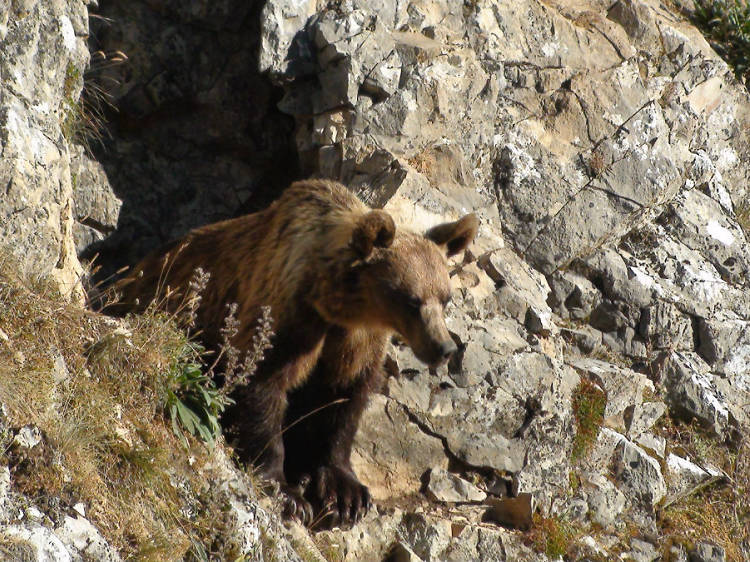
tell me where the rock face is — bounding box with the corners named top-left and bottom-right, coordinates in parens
top-left (252, 0), bottom-right (750, 557)
top-left (3, 0), bottom-right (750, 559)
top-left (81, 0), bottom-right (300, 279)
top-left (0, 0), bottom-right (90, 297)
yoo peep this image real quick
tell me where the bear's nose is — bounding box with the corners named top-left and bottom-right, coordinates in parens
top-left (440, 340), bottom-right (457, 360)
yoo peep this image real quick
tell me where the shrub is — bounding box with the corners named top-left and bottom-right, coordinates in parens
top-left (693, 1), bottom-right (750, 87)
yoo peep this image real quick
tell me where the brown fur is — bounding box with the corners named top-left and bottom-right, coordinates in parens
top-left (111, 179), bottom-right (478, 528)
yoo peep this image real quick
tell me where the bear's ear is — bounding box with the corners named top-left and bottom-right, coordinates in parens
top-left (351, 210), bottom-right (396, 258)
top-left (425, 213), bottom-right (479, 257)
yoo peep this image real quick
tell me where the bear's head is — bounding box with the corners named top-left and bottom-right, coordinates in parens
top-left (321, 211), bottom-right (479, 368)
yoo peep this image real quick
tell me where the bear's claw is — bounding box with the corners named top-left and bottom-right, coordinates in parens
top-left (307, 465), bottom-right (371, 530)
top-left (280, 480), bottom-right (314, 526)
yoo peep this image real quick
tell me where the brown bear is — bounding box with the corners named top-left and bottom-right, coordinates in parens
top-left (111, 179), bottom-right (478, 528)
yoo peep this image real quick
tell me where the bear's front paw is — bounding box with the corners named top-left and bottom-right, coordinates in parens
top-left (307, 465), bottom-right (372, 529)
top-left (279, 479), bottom-right (314, 526)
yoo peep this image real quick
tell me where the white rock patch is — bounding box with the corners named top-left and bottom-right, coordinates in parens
top-left (59, 17), bottom-right (76, 52)
top-left (706, 220), bottom-right (735, 246)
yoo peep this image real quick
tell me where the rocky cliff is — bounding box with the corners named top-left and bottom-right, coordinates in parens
top-left (1, 0), bottom-right (750, 560)
top-left (0, 0), bottom-right (91, 299)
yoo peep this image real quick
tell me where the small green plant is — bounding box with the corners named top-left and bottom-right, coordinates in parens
top-left (156, 268), bottom-right (273, 448)
top-left (166, 342), bottom-right (230, 447)
top-left (571, 378), bottom-right (606, 462)
top-left (693, 1), bottom-right (750, 87)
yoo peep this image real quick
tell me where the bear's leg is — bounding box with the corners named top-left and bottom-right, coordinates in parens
top-left (226, 380), bottom-right (286, 476)
top-left (224, 379), bottom-right (314, 524)
top-left (284, 364), bottom-right (383, 529)
top-left (224, 312), bottom-right (329, 525)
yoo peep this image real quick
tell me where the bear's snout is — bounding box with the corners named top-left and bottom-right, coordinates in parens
top-left (415, 338), bottom-right (457, 368)
top-left (439, 340), bottom-right (457, 362)
top-left (400, 303), bottom-right (458, 367)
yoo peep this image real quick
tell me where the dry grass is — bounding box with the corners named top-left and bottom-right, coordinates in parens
top-left (61, 62), bottom-right (106, 153)
top-left (0, 250), bottom-right (252, 559)
top-left (408, 148), bottom-right (438, 179)
top-left (657, 418), bottom-right (750, 561)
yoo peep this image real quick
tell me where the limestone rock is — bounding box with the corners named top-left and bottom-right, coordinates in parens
top-left (1, 524), bottom-right (72, 562)
top-left (425, 468), bottom-right (486, 503)
top-left (56, 515), bottom-right (121, 561)
top-left (259, 0), bottom-right (319, 78)
top-left (638, 302), bottom-right (693, 351)
top-left (667, 189), bottom-right (750, 285)
top-left (627, 537), bottom-right (660, 562)
top-left (0, 0), bottom-right (90, 296)
top-left (613, 438), bottom-right (667, 509)
top-left (70, 146), bottom-right (122, 255)
top-left (628, 402), bottom-right (667, 439)
top-left (665, 453), bottom-right (723, 498)
top-left (478, 248), bottom-right (553, 330)
top-left (662, 351), bottom-right (738, 441)
top-left (547, 269), bottom-right (601, 321)
top-left (635, 433), bottom-right (666, 459)
top-left (387, 542), bottom-right (424, 562)
top-left (689, 542), bottom-right (726, 562)
top-left (351, 394), bottom-right (448, 500)
top-left (13, 425), bottom-right (42, 449)
top-left (584, 249), bottom-right (655, 309)
top-left (398, 513), bottom-right (452, 561)
top-left (583, 473), bottom-right (626, 528)
top-left (696, 312), bottom-right (750, 392)
top-left (560, 325), bottom-right (602, 354)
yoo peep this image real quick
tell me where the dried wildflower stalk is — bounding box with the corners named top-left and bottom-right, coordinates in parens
top-left (218, 302), bottom-right (241, 377)
top-left (184, 267), bottom-right (210, 333)
top-left (222, 305), bottom-right (273, 396)
top-left (171, 268), bottom-right (275, 401)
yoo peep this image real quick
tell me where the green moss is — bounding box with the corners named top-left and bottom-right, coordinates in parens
top-left (571, 378), bottom-right (606, 462)
top-left (61, 63), bottom-right (82, 142)
top-left (734, 196), bottom-right (750, 234)
top-left (63, 62), bottom-right (81, 100)
top-left (529, 513), bottom-right (576, 558)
